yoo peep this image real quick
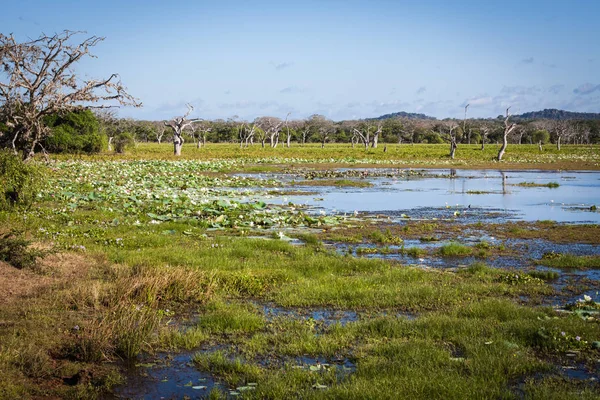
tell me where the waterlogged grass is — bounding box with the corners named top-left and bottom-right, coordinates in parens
top-left (514, 181), bottom-right (561, 188)
top-left (539, 253), bottom-right (600, 270)
top-left (186, 299), bottom-right (600, 399)
top-left (292, 178), bottom-right (373, 188)
top-left (1, 153), bottom-right (600, 398)
top-left (438, 242), bottom-right (473, 257)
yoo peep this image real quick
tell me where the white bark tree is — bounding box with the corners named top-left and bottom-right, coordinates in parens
top-left (443, 122), bottom-right (460, 159)
top-left (151, 120), bottom-right (167, 144)
top-left (237, 121), bottom-right (257, 148)
top-left (497, 107), bottom-right (517, 161)
top-left (480, 125), bottom-right (490, 150)
top-left (307, 114), bottom-right (334, 148)
top-left (0, 31), bottom-right (140, 160)
top-left (164, 104), bottom-right (201, 156)
top-left (283, 112), bottom-right (292, 148)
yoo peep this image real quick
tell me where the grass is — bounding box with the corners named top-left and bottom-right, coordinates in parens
top-left (50, 143), bottom-right (600, 171)
top-left (514, 181), bottom-right (560, 188)
top-left (292, 178), bottom-right (373, 187)
top-left (438, 242), bottom-right (472, 257)
top-left (539, 253), bottom-right (600, 269)
top-left (1, 149), bottom-right (599, 398)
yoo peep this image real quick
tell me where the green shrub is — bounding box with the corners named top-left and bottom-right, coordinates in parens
top-left (43, 109), bottom-right (105, 154)
top-left (437, 242), bottom-right (471, 257)
top-left (0, 230), bottom-right (45, 269)
top-left (0, 151), bottom-right (43, 210)
top-left (113, 132), bottom-right (135, 153)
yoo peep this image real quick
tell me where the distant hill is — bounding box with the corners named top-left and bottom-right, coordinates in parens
top-left (514, 109), bottom-right (600, 120)
top-left (373, 111), bottom-right (437, 121)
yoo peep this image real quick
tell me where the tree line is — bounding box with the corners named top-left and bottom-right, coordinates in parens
top-left (1, 31), bottom-right (599, 162)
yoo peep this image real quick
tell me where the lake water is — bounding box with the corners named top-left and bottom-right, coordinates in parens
top-left (282, 169), bottom-right (600, 223)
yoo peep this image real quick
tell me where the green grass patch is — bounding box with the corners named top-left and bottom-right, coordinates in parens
top-left (437, 242), bottom-right (472, 257)
top-left (514, 181), bottom-right (560, 188)
top-left (539, 252), bottom-right (600, 269)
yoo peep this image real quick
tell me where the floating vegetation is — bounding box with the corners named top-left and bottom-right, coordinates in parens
top-left (514, 181), bottom-right (560, 188)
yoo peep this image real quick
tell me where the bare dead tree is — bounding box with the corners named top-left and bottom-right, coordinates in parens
top-left (352, 125), bottom-right (371, 149)
top-left (283, 112), bottom-right (292, 148)
top-left (463, 104), bottom-right (470, 144)
top-left (307, 114), bottom-right (334, 148)
top-left (0, 31), bottom-right (140, 160)
top-left (198, 124), bottom-right (212, 148)
top-left (551, 120), bottom-right (573, 150)
top-left (299, 120), bottom-right (311, 145)
top-left (442, 122), bottom-right (460, 159)
top-left (151, 120), bottom-right (167, 144)
top-left (164, 104), bottom-right (201, 155)
top-left (188, 120), bottom-right (211, 148)
top-left (237, 121), bottom-right (257, 148)
top-left (480, 125), bottom-right (490, 150)
top-left (352, 120), bottom-right (381, 149)
top-left (371, 122), bottom-right (382, 148)
top-left (576, 122), bottom-right (591, 145)
top-left (498, 107), bottom-right (517, 161)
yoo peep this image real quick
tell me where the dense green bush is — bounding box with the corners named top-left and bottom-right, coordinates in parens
top-left (0, 151), bottom-right (42, 210)
top-left (113, 132), bottom-right (135, 153)
top-left (44, 109), bottom-right (106, 153)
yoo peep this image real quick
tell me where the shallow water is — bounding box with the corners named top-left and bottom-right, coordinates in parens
top-left (113, 351), bottom-right (224, 399)
top-left (283, 169), bottom-right (600, 223)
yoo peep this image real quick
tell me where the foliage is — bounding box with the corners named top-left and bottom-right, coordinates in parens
top-left (0, 150), bottom-right (42, 209)
top-left (113, 132), bottom-right (135, 153)
top-left (0, 230), bottom-right (45, 269)
top-left (0, 31), bottom-right (139, 160)
top-left (43, 109), bottom-right (105, 154)
top-left (532, 129), bottom-right (550, 144)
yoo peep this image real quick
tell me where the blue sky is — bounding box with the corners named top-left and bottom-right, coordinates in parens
top-left (2, 0), bottom-right (599, 120)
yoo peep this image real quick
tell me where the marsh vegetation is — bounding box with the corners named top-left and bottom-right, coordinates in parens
top-left (0, 144), bottom-right (599, 399)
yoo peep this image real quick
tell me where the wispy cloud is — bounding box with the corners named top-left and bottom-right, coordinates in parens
top-left (416, 86), bottom-right (426, 95)
top-left (279, 86), bottom-right (304, 94)
top-left (273, 62), bottom-right (294, 70)
top-left (463, 96), bottom-right (493, 107)
top-left (573, 83), bottom-right (600, 95)
top-left (520, 57), bottom-right (534, 64)
top-left (547, 84), bottom-right (564, 95)
top-left (501, 86), bottom-right (540, 96)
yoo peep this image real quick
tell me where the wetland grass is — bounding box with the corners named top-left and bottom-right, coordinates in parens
top-left (1, 153), bottom-right (599, 398)
top-left (540, 253), bottom-right (600, 270)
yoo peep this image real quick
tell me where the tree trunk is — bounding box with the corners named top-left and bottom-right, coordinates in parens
top-left (372, 134), bottom-right (378, 148)
top-left (286, 132), bottom-right (290, 148)
top-left (538, 141), bottom-right (543, 151)
top-left (449, 140), bottom-right (457, 159)
top-left (203, 136), bottom-right (207, 147)
top-left (261, 138), bottom-right (266, 148)
top-left (497, 134), bottom-right (508, 161)
top-left (173, 134), bottom-right (183, 156)
top-left (108, 136), bottom-right (114, 152)
top-left (481, 140), bottom-right (485, 150)
top-left (556, 136), bottom-right (561, 151)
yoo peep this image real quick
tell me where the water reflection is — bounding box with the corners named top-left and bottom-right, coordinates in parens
top-left (286, 169), bottom-right (600, 223)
